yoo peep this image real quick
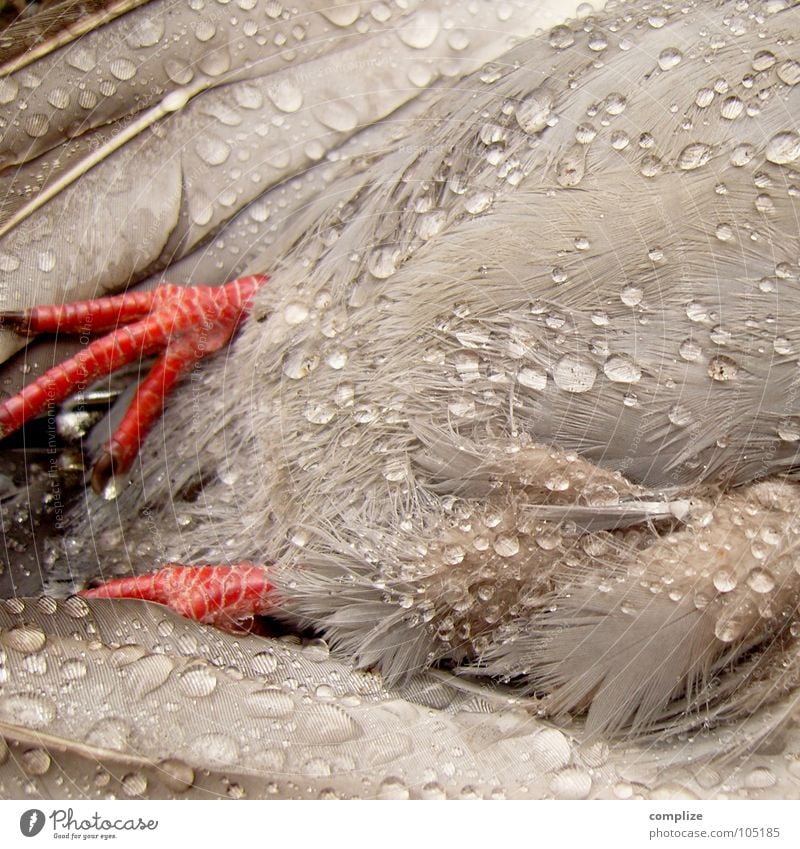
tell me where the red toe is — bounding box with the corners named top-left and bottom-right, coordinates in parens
top-left (81, 563), bottom-right (273, 628)
top-left (0, 275), bottom-right (268, 491)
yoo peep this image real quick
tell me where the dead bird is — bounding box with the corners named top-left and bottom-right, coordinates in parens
top-left (1, 0), bottom-right (800, 748)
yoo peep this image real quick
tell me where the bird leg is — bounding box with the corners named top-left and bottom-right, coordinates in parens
top-left (0, 275), bottom-right (268, 493)
top-left (81, 563), bottom-right (274, 630)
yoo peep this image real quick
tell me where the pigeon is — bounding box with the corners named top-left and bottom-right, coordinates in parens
top-left (1, 0), bottom-right (800, 799)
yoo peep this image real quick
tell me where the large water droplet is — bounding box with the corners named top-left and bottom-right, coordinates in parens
top-left (677, 143), bottom-right (711, 170)
top-left (603, 355), bottom-right (641, 384)
top-left (313, 100), bottom-right (358, 132)
top-left (556, 144), bottom-right (586, 188)
top-left (398, 10), bottom-right (439, 49)
top-left (765, 131), bottom-right (800, 164)
top-left (777, 60), bottom-right (800, 86)
top-left (658, 48), bottom-right (683, 70)
top-left (707, 355), bottom-right (738, 381)
top-left (553, 355), bottom-right (597, 393)
top-left (516, 88), bottom-right (553, 134)
top-left (266, 78), bottom-right (303, 113)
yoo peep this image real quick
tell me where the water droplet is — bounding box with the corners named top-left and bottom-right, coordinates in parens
top-left (398, 10), bottom-right (439, 49)
top-left (575, 123), bottom-right (597, 144)
top-left (707, 355), bottom-right (738, 381)
top-left (604, 93), bottom-right (627, 115)
top-left (21, 748), bottom-right (51, 776)
top-left (777, 60), bottom-right (800, 86)
top-left (178, 664), bottom-right (218, 697)
top-left (668, 404), bottom-right (693, 427)
top-left (122, 771), bottom-right (148, 797)
top-left (320, 3), bottom-right (360, 26)
top-left (715, 223), bottom-right (734, 242)
top-left (158, 759), bottom-right (195, 792)
top-left (610, 130), bottom-right (629, 150)
top-left (556, 144), bottom-right (586, 187)
top-left (60, 658), bottom-right (87, 680)
top-left (620, 285), bottom-right (643, 307)
top-left (695, 87), bottom-right (714, 108)
top-left (195, 134), bottom-right (231, 166)
top-left (194, 19), bottom-right (217, 41)
top-left (766, 131), bottom-right (800, 165)
top-left (640, 154), bottom-right (662, 177)
top-left (368, 246), bottom-right (400, 278)
top-left (493, 536), bottom-right (519, 558)
top-left (714, 615), bottom-right (741, 642)
top-left (720, 96), bottom-right (744, 120)
top-left (752, 50), bottom-right (776, 72)
top-left (266, 78), bottom-right (303, 113)
top-left (778, 417), bottom-right (800, 442)
top-left (516, 88), bottom-right (553, 134)
top-left (0, 77), bottom-right (18, 104)
top-left (587, 31), bottom-right (608, 52)
top-left (747, 568), bottom-right (775, 594)
top-left (251, 650), bottom-right (278, 675)
top-left (1, 626), bottom-right (46, 654)
top-left (189, 732), bottom-right (240, 766)
top-left (24, 114), bottom-right (49, 138)
top-left (553, 355), bottom-right (596, 393)
top-left (377, 777), bottom-right (410, 799)
top-left (305, 401), bottom-right (335, 424)
top-left (66, 45), bottom-right (97, 72)
top-left (745, 767), bottom-right (776, 789)
top-left (677, 142), bottom-right (712, 170)
top-left (712, 569), bottom-right (737, 592)
top-left (549, 25), bottom-right (574, 49)
top-left (464, 191), bottom-right (494, 215)
top-left (755, 193), bottom-right (775, 215)
top-left (126, 17), bottom-right (165, 48)
top-left (0, 694), bottom-right (56, 729)
top-left (730, 144), bottom-right (754, 167)
top-left (282, 347), bottom-right (319, 379)
top-left (518, 368), bottom-right (547, 390)
top-left (416, 209), bottom-right (446, 240)
top-left (109, 59), bottom-right (137, 81)
top-left (603, 355), bottom-right (641, 384)
top-left (658, 48), bottom-right (683, 70)
top-left (46, 88), bottom-right (71, 110)
top-left (550, 767), bottom-right (592, 800)
top-left (313, 100), bottom-right (358, 132)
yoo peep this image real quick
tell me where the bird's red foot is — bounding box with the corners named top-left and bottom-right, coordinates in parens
top-left (81, 563), bottom-right (273, 630)
top-left (0, 276), bottom-right (268, 494)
